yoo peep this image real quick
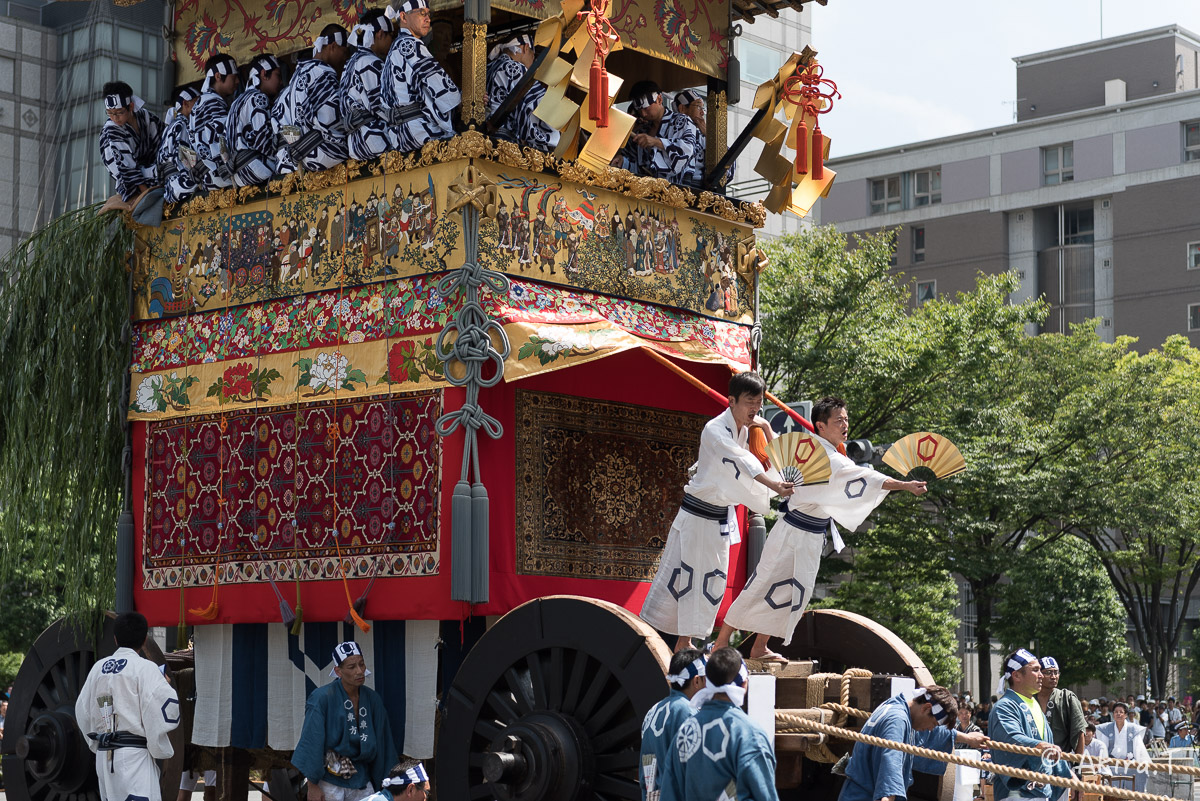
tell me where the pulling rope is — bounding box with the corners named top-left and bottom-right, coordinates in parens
top-left (791, 700), bottom-right (1200, 778)
top-left (774, 715), bottom-right (1176, 801)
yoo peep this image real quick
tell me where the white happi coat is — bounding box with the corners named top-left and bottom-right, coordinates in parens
top-left (724, 434), bottom-right (889, 644)
top-left (640, 409), bottom-right (775, 638)
top-left (1096, 720), bottom-right (1151, 791)
top-left (74, 647), bottom-right (180, 801)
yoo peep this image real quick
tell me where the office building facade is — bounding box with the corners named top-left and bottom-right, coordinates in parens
top-left (816, 25), bottom-right (1200, 349)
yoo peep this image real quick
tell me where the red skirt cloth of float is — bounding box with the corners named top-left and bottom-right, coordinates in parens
top-left (133, 351), bottom-right (749, 625)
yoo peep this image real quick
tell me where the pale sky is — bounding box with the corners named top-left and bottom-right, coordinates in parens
top-left (809, 0), bottom-right (1200, 157)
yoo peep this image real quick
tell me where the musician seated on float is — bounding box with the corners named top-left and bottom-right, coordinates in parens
top-left (383, 0), bottom-right (462, 151)
top-left (98, 81), bottom-right (162, 214)
top-left (674, 89), bottom-right (734, 188)
top-left (273, 25), bottom-right (352, 173)
top-left (190, 54), bottom-right (240, 190)
top-left (485, 33), bottom-right (559, 152)
top-left (227, 55), bottom-right (284, 187)
top-left (157, 85), bottom-right (199, 205)
top-left (625, 80), bottom-right (701, 186)
top-left (341, 9), bottom-right (400, 161)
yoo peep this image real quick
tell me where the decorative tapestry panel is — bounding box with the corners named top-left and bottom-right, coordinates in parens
top-left (144, 391), bottom-right (441, 589)
top-left (515, 390), bottom-right (703, 580)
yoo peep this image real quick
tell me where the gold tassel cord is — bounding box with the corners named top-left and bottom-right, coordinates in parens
top-left (775, 715), bottom-right (1176, 801)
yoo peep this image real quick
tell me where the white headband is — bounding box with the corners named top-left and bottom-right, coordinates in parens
top-left (488, 33), bottom-right (534, 61)
top-left (675, 89), bottom-right (702, 110)
top-left (666, 656), bottom-right (706, 688)
top-left (248, 56), bottom-right (279, 89)
top-left (918, 689), bottom-right (952, 725)
top-left (397, 0), bottom-right (429, 12)
top-left (173, 86), bottom-right (200, 110)
top-left (201, 59), bottom-right (235, 93)
top-left (104, 91), bottom-right (132, 110)
top-left (351, 15), bottom-right (395, 48)
top-left (313, 29), bottom-right (347, 56)
top-left (631, 91), bottom-right (660, 111)
top-left (690, 664), bottom-right (748, 710)
top-left (328, 641), bottom-right (372, 677)
top-left (382, 763), bottom-right (428, 787)
top-left (995, 648), bottom-right (1037, 697)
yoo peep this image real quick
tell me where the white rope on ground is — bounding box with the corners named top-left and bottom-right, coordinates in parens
top-left (775, 714), bottom-right (1175, 801)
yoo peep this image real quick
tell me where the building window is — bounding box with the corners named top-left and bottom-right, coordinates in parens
top-left (916, 280), bottom-right (936, 305)
top-left (870, 175), bottom-right (902, 214)
top-left (913, 226), bottom-right (925, 262)
top-left (1190, 303), bottom-right (1200, 332)
top-left (1188, 242), bottom-right (1200, 270)
top-left (1043, 144), bottom-right (1074, 185)
top-left (1063, 208), bottom-right (1094, 245)
top-left (913, 169), bottom-right (941, 206)
top-left (1186, 122), bottom-right (1200, 162)
top-left (738, 40), bottom-right (780, 86)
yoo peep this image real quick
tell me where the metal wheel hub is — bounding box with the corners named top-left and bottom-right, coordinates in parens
top-left (16, 710), bottom-right (93, 791)
top-left (482, 712), bottom-right (595, 801)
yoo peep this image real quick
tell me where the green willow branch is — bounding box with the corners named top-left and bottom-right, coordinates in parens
top-left (0, 206), bottom-right (133, 617)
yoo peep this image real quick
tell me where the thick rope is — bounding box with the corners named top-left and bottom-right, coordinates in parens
top-left (798, 702), bottom-right (1200, 778)
top-left (775, 715), bottom-right (1175, 801)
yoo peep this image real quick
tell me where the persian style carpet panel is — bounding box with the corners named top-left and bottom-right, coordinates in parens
top-left (515, 390), bottom-right (704, 580)
top-left (144, 391), bottom-right (441, 589)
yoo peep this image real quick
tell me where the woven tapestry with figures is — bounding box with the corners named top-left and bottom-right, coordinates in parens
top-left (515, 391), bottom-right (705, 580)
top-left (143, 391), bottom-right (441, 590)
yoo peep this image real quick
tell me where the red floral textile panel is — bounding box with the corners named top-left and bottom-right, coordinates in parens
top-left (143, 391), bottom-right (441, 590)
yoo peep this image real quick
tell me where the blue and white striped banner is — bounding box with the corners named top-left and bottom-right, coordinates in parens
top-left (191, 620), bottom-right (438, 757)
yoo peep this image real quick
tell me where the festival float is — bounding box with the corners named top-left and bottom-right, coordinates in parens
top-left (0, 1), bottom-right (952, 800)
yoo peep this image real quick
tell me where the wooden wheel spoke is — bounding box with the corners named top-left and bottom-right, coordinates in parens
top-left (503, 667), bottom-right (533, 716)
top-left (548, 646), bottom-right (564, 710)
top-left (592, 717), bottom-right (640, 753)
top-left (526, 650), bottom-right (549, 711)
top-left (50, 662), bottom-right (71, 707)
top-left (586, 690), bottom-right (629, 734)
top-left (595, 750), bottom-right (640, 772)
top-left (561, 650), bottom-right (590, 715)
top-left (486, 687), bottom-right (522, 725)
top-left (574, 664), bottom-right (611, 722)
top-left (473, 717), bottom-right (503, 742)
top-left (593, 772), bottom-right (641, 799)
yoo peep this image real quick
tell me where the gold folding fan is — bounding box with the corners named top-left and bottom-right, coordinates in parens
top-left (764, 432), bottom-right (832, 486)
top-left (882, 432), bottom-right (967, 481)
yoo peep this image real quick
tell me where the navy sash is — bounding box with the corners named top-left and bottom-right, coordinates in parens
top-left (681, 493), bottom-right (727, 521)
top-left (783, 507), bottom-right (830, 534)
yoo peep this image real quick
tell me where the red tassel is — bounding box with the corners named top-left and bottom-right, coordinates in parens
top-left (812, 125), bottom-right (825, 181)
top-left (589, 59), bottom-right (609, 127)
top-left (795, 119), bottom-right (808, 174)
top-left (598, 70), bottom-right (609, 127)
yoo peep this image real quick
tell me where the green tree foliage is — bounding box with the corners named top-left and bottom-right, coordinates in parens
top-left (0, 208), bottom-right (132, 616)
top-left (1062, 336), bottom-right (1200, 697)
top-left (994, 536), bottom-right (1132, 686)
top-left (814, 526), bottom-right (963, 686)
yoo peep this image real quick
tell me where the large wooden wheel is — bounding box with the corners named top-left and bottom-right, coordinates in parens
top-left (0, 614), bottom-right (184, 801)
top-left (438, 596), bottom-right (672, 801)
top-left (777, 608), bottom-right (936, 686)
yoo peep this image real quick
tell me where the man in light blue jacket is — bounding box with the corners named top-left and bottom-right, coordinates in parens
top-left (988, 649), bottom-right (1072, 801)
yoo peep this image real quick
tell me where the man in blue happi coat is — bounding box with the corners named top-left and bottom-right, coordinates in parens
top-left (640, 648), bottom-right (706, 801)
top-left (989, 649), bottom-right (1073, 801)
top-left (840, 685), bottom-right (985, 801)
top-left (661, 647), bottom-right (777, 801)
top-left (292, 641), bottom-right (399, 801)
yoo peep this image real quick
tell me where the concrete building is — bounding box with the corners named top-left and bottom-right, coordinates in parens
top-left (816, 25), bottom-right (1200, 350)
top-left (727, 8), bottom-right (814, 237)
